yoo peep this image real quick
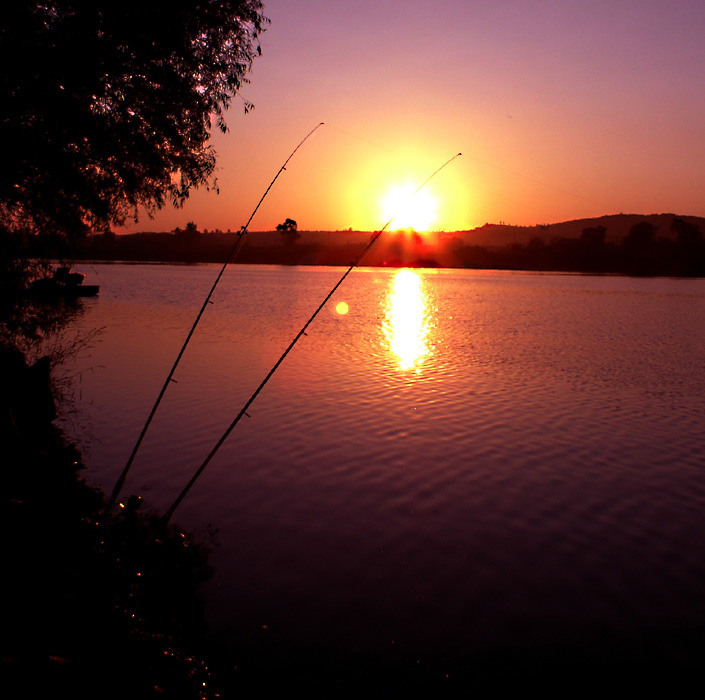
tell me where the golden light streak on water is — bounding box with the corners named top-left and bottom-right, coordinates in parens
top-left (383, 269), bottom-right (431, 371)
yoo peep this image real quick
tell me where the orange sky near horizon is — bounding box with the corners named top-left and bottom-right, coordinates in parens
top-left (119, 1), bottom-right (705, 234)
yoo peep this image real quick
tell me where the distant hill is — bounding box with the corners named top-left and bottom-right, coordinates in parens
top-left (456, 213), bottom-right (705, 247)
top-left (110, 213), bottom-right (705, 249)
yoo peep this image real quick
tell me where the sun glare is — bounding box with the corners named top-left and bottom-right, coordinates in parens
top-left (381, 183), bottom-right (437, 231)
top-left (383, 269), bottom-right (431, 371)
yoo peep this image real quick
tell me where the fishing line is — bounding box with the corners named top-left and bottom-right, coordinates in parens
top-left (327, 124), bottom-right (395, 153)
top-left (467, 154), bottom-right (617, 215)
top-left (156, 152), bottom-right (462, 528)
top-left (105, 122), bottom-right (325, 515)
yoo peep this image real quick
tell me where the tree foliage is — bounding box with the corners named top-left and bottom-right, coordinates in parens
top-left (0, 1), bottom-right (267, 239)
top-left (277, 218), bottom-right (300, 245)
top-left (276, 218), bottom-right (298, 232)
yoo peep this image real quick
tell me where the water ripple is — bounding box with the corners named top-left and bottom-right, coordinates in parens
top-left (68, 263), bottom-right (705, 661)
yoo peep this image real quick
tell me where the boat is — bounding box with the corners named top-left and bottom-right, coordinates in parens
top-left (30, 266), bottom-right (100, 298)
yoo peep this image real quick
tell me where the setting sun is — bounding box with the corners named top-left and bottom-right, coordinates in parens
top-left (381, 183), bottom-right (437, 231)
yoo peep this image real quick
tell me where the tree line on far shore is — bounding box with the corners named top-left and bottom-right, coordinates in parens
top-left (453, 217), bottom-right (705, 276)
top-left (38, 215), bottom-right (705, 277)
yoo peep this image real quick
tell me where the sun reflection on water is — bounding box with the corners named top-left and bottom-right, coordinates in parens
top-left (383, 269), bottom-right (432, 372)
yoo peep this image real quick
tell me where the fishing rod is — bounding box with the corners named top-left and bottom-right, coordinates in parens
top-left (156, 152), bottom-right (462, 528)
top-left (105, 122), bottom-right (325, 515)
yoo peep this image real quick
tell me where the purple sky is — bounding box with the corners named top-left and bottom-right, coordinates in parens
top-left (122, 0), bottom-right (705, 232)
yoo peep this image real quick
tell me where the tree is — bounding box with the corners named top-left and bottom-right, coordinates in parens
top-left (0, 2), bottom-right (267, 240)
top-left (671, 217), bottom-right (702, 247)
top-left (183, 221), bottom-right (201, 238)
top-left (580, 225), bottom-right (606, 246)
top-left (277, 218), bottom-right (300, 244)
top-left (670, 217), bottom-right (705, 276)
top-left (623, 221), bottom-right (656, 248)
top-left (621, 221), bottom-right (658, 275)
top-left (276, 218), bottom-right (298, 233)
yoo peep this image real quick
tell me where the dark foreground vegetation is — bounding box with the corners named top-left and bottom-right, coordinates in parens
top-left (2, 338), bottom-right (219, 699)
top-left (61, 213), bottom-right (705, 277)
top-left (0, 243), bottom-right (223, 698)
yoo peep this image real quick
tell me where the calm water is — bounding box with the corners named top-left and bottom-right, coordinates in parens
top-left (66, 263), bottom-right (705, 681)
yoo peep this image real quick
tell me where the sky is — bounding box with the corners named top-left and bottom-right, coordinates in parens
top-left (121, 0), bottom-right (705, 233)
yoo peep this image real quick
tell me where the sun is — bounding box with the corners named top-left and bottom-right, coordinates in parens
top-left (381, 183), bottom-right (437, 231)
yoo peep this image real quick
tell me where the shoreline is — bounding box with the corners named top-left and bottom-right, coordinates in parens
top-left (2, 349), bottom-right (218, 698)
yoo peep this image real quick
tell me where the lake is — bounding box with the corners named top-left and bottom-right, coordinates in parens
top-left (65, 262), bottom-right (705, 689)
